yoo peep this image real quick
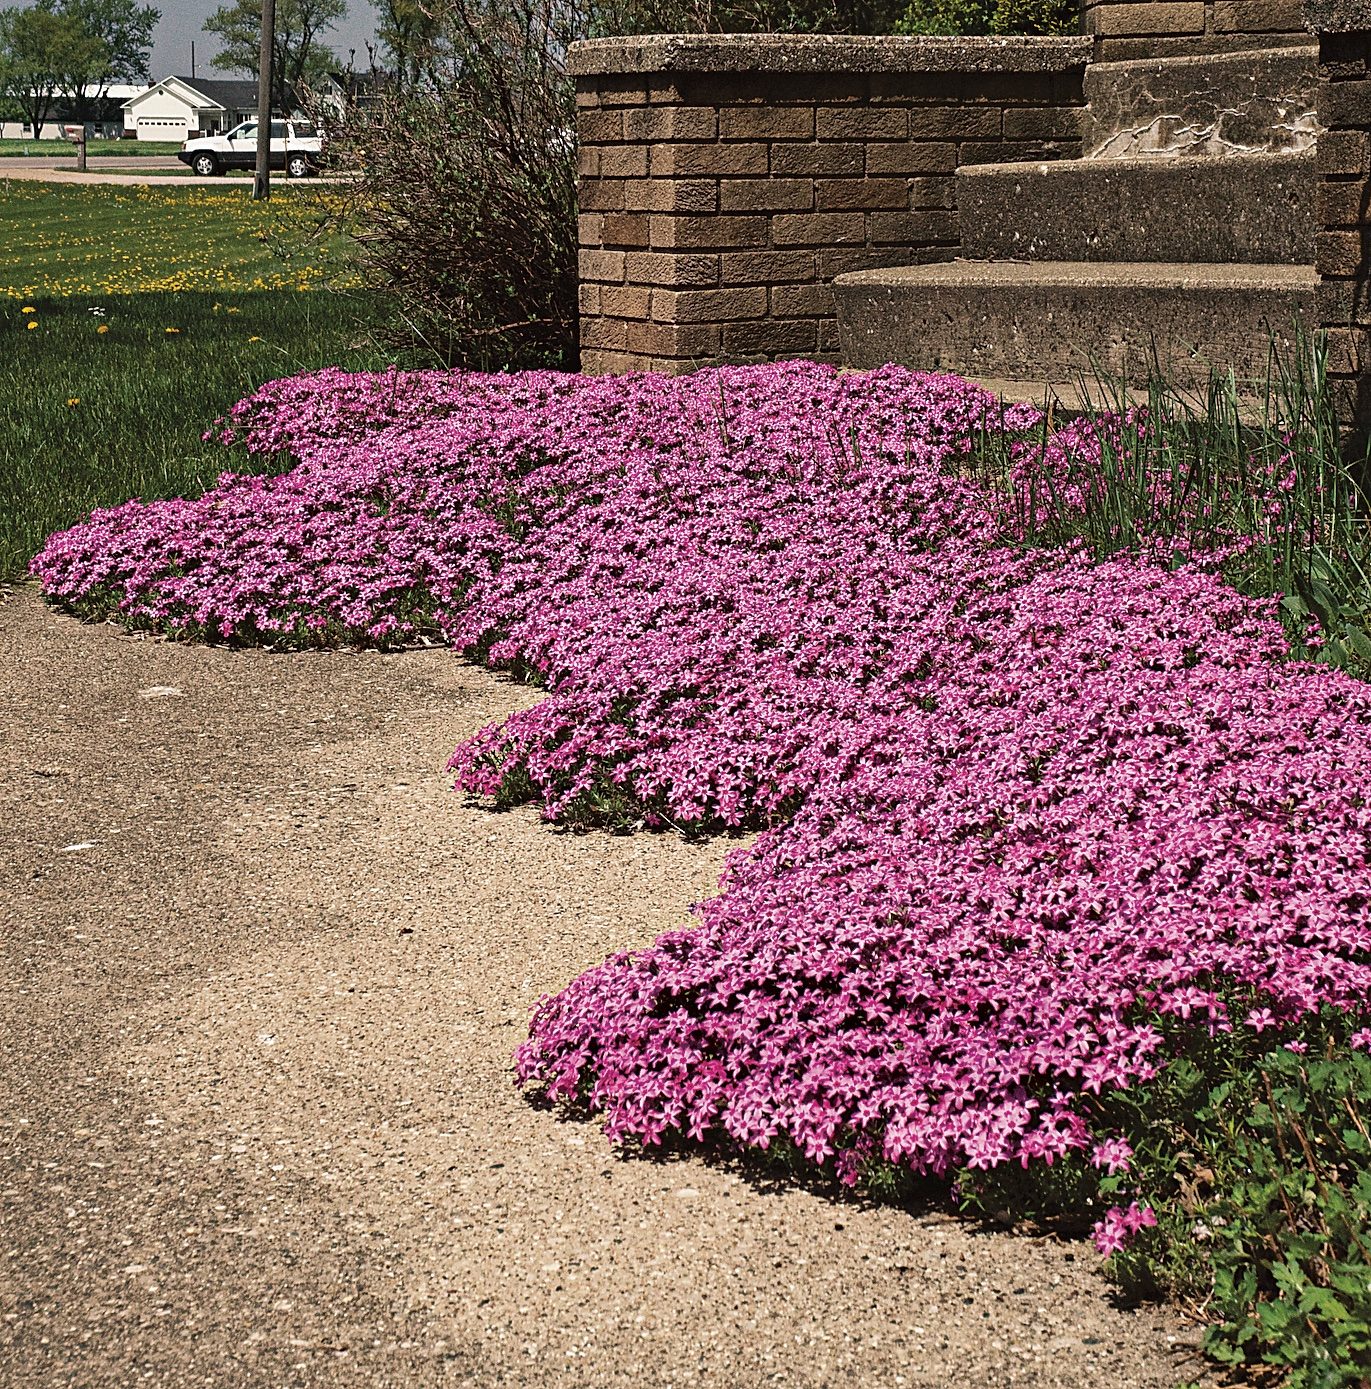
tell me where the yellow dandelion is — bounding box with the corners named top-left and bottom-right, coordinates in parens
top-left (248, 335), bottom-right (262, 342)
top-left (66, 397), bottom-right (80, 407)
top-left (164, 327), bottom-right (180, 335)
top-left (26, 320), bottom-right (37, 330)
top-left (97, 324), bottom-right (109, 335)
top-left (21, 305), bottom-right (34, 314)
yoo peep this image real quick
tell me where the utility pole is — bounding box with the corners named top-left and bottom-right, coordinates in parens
top-left (252, 0), bottom-right (275, 201)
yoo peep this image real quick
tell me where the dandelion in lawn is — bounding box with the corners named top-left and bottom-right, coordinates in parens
top-left (96, 324), bottom-right (108, 335)
top-left (21, 305), bottom-right (34, 314)
top-left (25, 320), bottom-right (36, 330)
top-left (248, 335), bottom-right (262, 342)
top-left (65, 397), bottom-right (79, 407)
top-left (164, 327), bottom-right (180, 335)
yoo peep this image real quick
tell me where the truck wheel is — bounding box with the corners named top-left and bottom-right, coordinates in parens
top-left (286, 154), bottom-right (312, 179)
top-left (191, 152), bottom-right (219, 176)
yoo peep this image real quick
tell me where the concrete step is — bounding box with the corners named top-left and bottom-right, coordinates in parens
top-left (957, 150), bottom-right (1314, 265)
top-left (1083, 45), bottom-right (1318, 158)
top-left (832, 261), bottom-right (1315, 388)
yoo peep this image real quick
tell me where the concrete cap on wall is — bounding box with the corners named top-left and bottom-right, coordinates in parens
top-left (567, 33), bottom-right (1094, 77)
top-left (1305, 0), bottom-right (1371, 30)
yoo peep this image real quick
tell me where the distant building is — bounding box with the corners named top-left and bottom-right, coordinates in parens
top-left (0, 85), bottom-right (143, 141)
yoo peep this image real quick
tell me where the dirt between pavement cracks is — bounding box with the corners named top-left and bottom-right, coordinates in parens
top-left (0, 585), bottom-right (1203, 1388)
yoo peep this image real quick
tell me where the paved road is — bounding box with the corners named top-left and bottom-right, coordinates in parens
top-left (0, 586), bottom-right (1201, 1388)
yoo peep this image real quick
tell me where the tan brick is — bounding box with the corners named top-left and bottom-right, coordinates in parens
top-left (646, 78), bottom-right (686, 103)
top-left (1318, 179), bottom-right (1371, 228)
top-left (771, 283), bottom-right (834, 317)
top-left (625, 179), bottom-right (718, 214)
top-left (625, 321), bottom-right (721, 358)
top-left (1319, 78), bottom-right (1371, 129)
top-left (1318, 278), bottom-right (1371, 326)
top-left (1317, 230), bottom-right (1370, 278)
top-left (1090, 1), bottom-right (1205, 32)
top-left (1002, 107), bottom-right (1084, 140)
top-left (867, 142), bottom-right (957, 175)
top-left (601, 212), bottom-right (650, 247)
top-left (579, 178), bottom-right (625, 212)
top-left (964, 72), bottom-right (1058, 103)
top-left (1213, 0), bottom-right (1303, 28)
top-left (600, 284), bottom-right (653, 319)
top-left (815, 178), bottom-right (911, 210)
top-left (597, 145), bottom-right (649, 179)
top-left (574, 81), bottom-right (600, 110)
top-left (649, 213), bottom-right (769, 249)
top-left (651, 287), bottom-right (770, 323)
top-left (625, 251), bottom-right (720, 288)
top-left (578, 248), bottom-right (626, 283)
top-left (909, 107), bottom-right (1003, 139)
top-left (624, 106), bottom-right (718, 142)
top-left (819, 245), bottom-right (952, 278)
top-left (720, 249), bottom-right (816, 284)
top-left (911, 175), bottom-right (955, 208)
top-left (1318, 130), bottom-right (1371, 175)
top-left (868, 210), bottom-right (959, 244)
top-left (580, 316), bottom-right (629, 350)
top-left (578, 212), bottom-right (604, 245)
top-left (772, 211), bottom-right (866, 245)
top-left (581, 349), bottom-right (655, 375)
top-left (1324, 326), bottom-right (1371, 375)
top-left (720, 178), bottom-right (813, 212)
top-left (816, 108), bottom-right (907, 141)
top-left (722, 318), bottom-right (820, 356)
top-left (578, 145), bottom-right (600, 178)
top-left (868, 72), bottom-right (964, 103)
top-left (594, 75), bottom-right (649, 107)
top-left (578, 281), bottom-right (601, 315)
top-left (769, 142), bottom-right (866, 177)
top-left (577, 109), bottom-right (624, 142)
top-left (652, 143), bottom-right (768, 177)
top-left (626, 321), bottom-right (721, 358)
top-left (719, 107), bottom-right (815, 141)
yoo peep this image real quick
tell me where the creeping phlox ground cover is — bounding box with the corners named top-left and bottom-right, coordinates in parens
top-left (31, 363), bottom-right (1371, 1352)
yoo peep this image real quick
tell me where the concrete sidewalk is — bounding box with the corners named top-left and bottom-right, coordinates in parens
top-left (0, 585), bottom-right (1199, 1389)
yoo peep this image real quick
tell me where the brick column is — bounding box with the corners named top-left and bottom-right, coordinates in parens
top-left (1308, 0), bottom-right (1371, 437)
top-left (571, 35), bottom-right (1090, 375)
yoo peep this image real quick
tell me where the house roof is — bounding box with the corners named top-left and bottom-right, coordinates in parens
top-left (122, 74), bottom-right (261, 112)
top-left (169, 75), bottom-right (260, 109)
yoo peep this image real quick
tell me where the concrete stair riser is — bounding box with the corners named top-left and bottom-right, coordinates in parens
top-left (957, 150), bottom-right (1315, 265)
top-left (833, 261), bottom-right (1316, 389)
top-left (1083, 46), bottom-right (1319, 158)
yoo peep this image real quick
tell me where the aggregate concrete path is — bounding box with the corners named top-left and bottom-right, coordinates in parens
top-left (0, 160), bottom-right (354, 186)
top-left (0, 585), bottom-right (1204, 1388)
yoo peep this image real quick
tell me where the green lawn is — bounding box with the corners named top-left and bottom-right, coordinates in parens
top-left (1, 182), bottom-right (396, 579)
top-left (0, 138), bottom-right (182, 157)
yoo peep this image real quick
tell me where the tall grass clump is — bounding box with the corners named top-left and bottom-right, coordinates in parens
top-left (971, 338), bottom-right (1371, 675)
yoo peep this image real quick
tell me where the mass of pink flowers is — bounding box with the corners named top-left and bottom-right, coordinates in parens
top-left (32, 362), bottom-right (1371, 1239)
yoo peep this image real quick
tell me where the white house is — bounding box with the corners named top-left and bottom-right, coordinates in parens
top-left (120, 75), bottom-right (262, 141)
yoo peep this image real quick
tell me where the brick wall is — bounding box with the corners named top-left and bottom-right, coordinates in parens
top-left (571, 35), bottom-right (1090, 375)
top-left (1308, 0), bottom-right (1371, 437)
top-left (1083, 0), bottom-right (1310, 58)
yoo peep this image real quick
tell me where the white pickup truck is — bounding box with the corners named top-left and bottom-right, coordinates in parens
top-left (178, 119), bottom-right (322, 178)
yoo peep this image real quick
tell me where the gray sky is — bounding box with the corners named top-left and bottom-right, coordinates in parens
top-left (150, 0), bottom-right (381, 79)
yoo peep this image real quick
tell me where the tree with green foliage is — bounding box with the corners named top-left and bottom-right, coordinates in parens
top-left (375, 0), bottom-right (442, 85)
top-left (205, 0), bottom-right (347, 110)
top-left (55, 0), bottom-right (159, 124)
top-left (0, 4), bottom-right (101, 138)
